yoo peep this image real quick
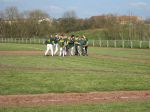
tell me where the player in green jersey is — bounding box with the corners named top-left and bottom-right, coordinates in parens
top-left (45, 34), bottom-right (54, 56)
top-left (59, 35), bottom-right (67, 57)
top-left (67, 35), bottom-right (75, 56)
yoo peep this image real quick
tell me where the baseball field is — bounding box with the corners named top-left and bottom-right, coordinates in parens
top-left (0, 43), bottom-right (150, 112)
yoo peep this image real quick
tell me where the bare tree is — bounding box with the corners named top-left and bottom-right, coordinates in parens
top-left (62, 10), bottom-right (77, 19)
top-left (5, 6), bottom-right (20, 20)
top-left (27, 9), bottom-right (49, 20)
top-left (59, 10), bottom-right (78, 32)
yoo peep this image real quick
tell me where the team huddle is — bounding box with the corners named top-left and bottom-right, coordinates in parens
top-left (44, 34), bottom-right (88, 57)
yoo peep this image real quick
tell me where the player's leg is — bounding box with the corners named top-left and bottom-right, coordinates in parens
top-left (78, 46), bottom-right (81, 56)
top-left (62, 48), bottom-right (65, 57)
top-left (45, 44), bottom-right (50, 56)
top-left (71, 46), bottom-right (74, 56)
top-left (49, 44), bottom-right (54, 56)
top-left (74, 45), bottom-right (78, 55)
top-left (59, 47), bottom-right (62, 56)
top-left (85, 46), bottom-right (88, 56)
top-left (54, 44), bottom-right (58, 55)
top-left (82, 47), bottom-right (86, 56)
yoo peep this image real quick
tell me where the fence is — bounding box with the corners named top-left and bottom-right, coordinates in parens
top-left (0, 38), bottom-right (45, 44)
top-left (88, 40), bottom-right (150, 49)
top-left (0, 38), bottom-right (150, 49)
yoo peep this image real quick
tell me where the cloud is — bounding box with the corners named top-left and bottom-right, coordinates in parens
top-left (129, 1), bottom-right (150, 12)
top-left (130, 2), bottom-right (148, 8)
top-left (48, 5), bottom-right (64, 13)
top-left (68, 6), bottom-right (79, 11)
top-left (0, 0), bottom-right (18, 2)
top-left (46, 5), bottom-right (65, 18)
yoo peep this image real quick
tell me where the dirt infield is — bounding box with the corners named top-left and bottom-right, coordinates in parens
top-left (0, 50), bottom-right (149, 63)
top-left (0, 91), bottom-right (150, 106)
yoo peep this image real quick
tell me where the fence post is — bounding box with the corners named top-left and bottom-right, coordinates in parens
top-left (140, 41), bottom-right (142, 48)
top-left (93, 40), bottom-right (95, 47)
top-left (30, 38), bottom-right (31, 44)
top-left (130, 40), bottom-right (133, 48)
top-left (107, 40), bottom-right (109, 48)
top-left (122, 40), bottom-right (124, 48)
top-left (4, 38), bottom-right (6, 43)
top-left (43, 39), bottom-right (45, 44)
top-left (149, 40), bottom-right (150, 49)
top-left (99, 40), bottom-right (101, 47)
top-left (10, 38), bottom-right (12, 43)
top-left (39, 39), bottom-right (41, 44)
top-left (33, 37), bottom-right (35, 44)
top-left (114, 40), bottom-right (116, 48)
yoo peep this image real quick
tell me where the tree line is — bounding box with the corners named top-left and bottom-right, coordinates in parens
top-left (0, 6), bottom-right (150, 40)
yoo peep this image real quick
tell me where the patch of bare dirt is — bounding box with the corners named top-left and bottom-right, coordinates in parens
top-left (0, 91), bottom-right (150, 106)
top-left (133, 54), bottom-right (150, 57)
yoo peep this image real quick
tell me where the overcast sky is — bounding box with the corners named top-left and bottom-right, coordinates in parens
top-left (0, 0), bottom-right (150, 18)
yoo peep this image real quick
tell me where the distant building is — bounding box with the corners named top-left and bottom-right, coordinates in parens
top-left (38, 18), bottom-right (53, 24)
top-left (90, 15), bottom-right (141, 24)
top-left (117, 16), bottom-right (142, 24)
top-left (1, 18), bottom-right (53, 25)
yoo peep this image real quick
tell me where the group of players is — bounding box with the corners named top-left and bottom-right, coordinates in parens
top-left (44, 34), bottom-right (88, 57)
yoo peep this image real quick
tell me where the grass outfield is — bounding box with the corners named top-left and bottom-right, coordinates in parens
top-left (0, 43), bottom-right (150, 95)
top-left (0, 100), bottom-right (150, 112)
top-left (0, 43), bottom-right (45, 51)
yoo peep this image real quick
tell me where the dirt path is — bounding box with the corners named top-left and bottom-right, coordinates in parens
top-left (0, 91), bottom-right (150, 106)
top-left (0, 50), bottom-right (149, 63)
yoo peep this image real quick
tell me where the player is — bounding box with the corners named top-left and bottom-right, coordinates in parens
top-left (59, 35), bottom-right (66, 57)
top-left (74, 36), bottom-right (80, 56)
top-left (54, 34), bottom-right (59, 55)
top-left (83, 35), bottom-right (88, 56)
top-left (45, 34), bottom-right (54, 56)
top-left (68, 35), bottom-right (75, 56)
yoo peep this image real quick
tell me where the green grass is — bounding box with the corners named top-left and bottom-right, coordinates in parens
top-left (69, 29), bottom-right (105, 40)
top-left (0, 43), bottom-right (150, 95)
top-left (0, 43), bottom-right (45, 51)
top-left (0, 100), bottom-right (150, 112)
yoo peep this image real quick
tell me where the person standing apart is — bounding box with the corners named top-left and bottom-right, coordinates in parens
top-left (45, 34), bottom-right (54, 56)
top-left (83, 35), bottom-right (88, 56)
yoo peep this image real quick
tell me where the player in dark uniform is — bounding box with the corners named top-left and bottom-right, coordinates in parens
top-left (74, 36), bottom-right (80, 56)
top-left (68, 35), bottom-right (75, 56)
top-left (59, 35), bottom-right (66, 57)
top-left (54, 34), bottom-right (60, 55)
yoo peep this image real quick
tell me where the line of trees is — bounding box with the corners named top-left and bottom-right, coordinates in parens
top-left (0, 6), bottom-right (150, 40)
